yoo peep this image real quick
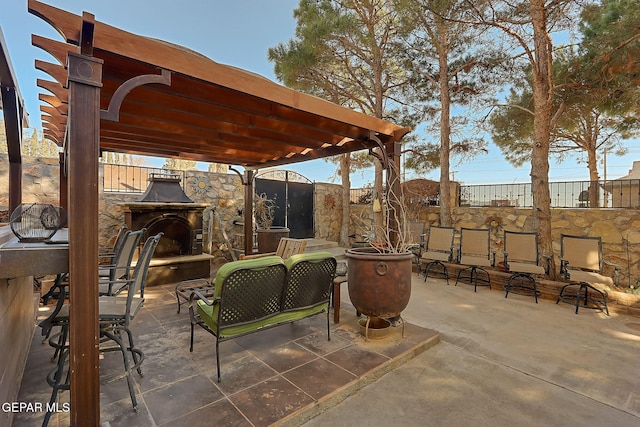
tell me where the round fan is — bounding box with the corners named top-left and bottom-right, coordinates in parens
top-left (9, 203), bottom-right (62, 243)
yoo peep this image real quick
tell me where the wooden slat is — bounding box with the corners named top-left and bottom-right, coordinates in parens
top-left (35, 59), bottom-right (68, 87)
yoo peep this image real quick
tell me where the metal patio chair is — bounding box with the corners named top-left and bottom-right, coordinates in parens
top-left (556, 234), bottom-right (619, 315)
top-left (98, 228), bottom-right (145, 295)
top-left (420, 226), bottom-right (455, 285)
top-left (405, 221), bottom-right (426, 273)
top-left (42, 233), bottom-right (162, 426)
top-left (502, 231), bottom-right (547, 303)
top-left (455, 228), bottom-right (494, 291)
top-left (98, 224), bottom-right (128, 263)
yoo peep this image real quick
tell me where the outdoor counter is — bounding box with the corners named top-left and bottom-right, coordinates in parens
top-left (0, 227), bottom-right (68, 279)
top-left (0, 225), bottom-right (67, 426)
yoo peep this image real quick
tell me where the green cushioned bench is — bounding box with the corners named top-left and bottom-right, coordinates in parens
top-left (188, 251), bottom-right (337, 382)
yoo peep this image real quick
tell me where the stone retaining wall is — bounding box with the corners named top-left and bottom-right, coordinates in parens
top-left (4, 154), bottom-right (640, 298)
top-left (416, 206), bottom-right (640, 289)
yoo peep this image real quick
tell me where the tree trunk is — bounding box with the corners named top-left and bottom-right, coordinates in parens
top-left (530, 0), bottom-right (556, 278)
top-left (372, 41), bottom-right (385, 241)
top-left (586, 140), bottom-right (600, 208)
top-left (340, 153), bottom-right (351, 247)
top-left (437, 17), bottom-right (453, 227)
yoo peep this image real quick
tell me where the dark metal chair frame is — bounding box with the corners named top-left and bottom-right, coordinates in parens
top-left (455, 228), bottom-right (494, 291)
top-left (42, 233), bottom-right (162, 426)
top-left (421, 226), bottom-right (455, 285)
top-left (556, 234), bottom-right (618, 316)
top-left (98, 224), bottom-right (128, 263)
top-left (405, 221), bottom-right (426, 273)
top-left (98, 228), bottom-right (146, 295)
top-left (503, 230), bottom-right (547, 303)
top-left (189, 254), bottom-right (336, 382)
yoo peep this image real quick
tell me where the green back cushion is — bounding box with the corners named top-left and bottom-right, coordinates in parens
top-left (283, 252), bottom-right (336, 311)
top-left (197, 256), bottom-right (285, 336)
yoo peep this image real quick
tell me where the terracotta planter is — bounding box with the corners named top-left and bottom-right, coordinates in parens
top-left (256, 226), bottom-right (290, 253)
top-left (346, 247), bottom-right (413, 318)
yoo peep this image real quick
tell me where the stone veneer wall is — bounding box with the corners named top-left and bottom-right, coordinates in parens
top-left (99, 167), bottom-right (245, 257)
top-left (417, 206), bottom-right (640, 288)
top-left (314, 182), bottom-right (344, 242)
top-left (4, 154), bottom-right (640, 284)
top-left (0, 154), bottom-right (60, 210)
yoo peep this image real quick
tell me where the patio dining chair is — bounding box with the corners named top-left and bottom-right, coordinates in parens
top-left (502, 230), bottom-right (547, 303)
top-left (420, 226), bottom-right (455, 285)
top-left (556, 234), bottom-right (619, 315)
top-left (42, 233), bottom-right (162, 426)
top-left (455, 228), bottom-right (494, 291)
top-left (98, 224), bottom-right (128, 263)
top-left (98, 228), bottom-right (145, 295)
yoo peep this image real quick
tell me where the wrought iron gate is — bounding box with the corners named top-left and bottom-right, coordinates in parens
top-left (255, 171), bottom-right (314, 238)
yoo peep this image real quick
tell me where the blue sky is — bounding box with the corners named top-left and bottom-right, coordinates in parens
top-left (2, 0), bottom-right (639, 187)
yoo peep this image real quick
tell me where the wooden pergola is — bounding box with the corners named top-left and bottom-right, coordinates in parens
top-left (5, 1), bottom-right (410, 425)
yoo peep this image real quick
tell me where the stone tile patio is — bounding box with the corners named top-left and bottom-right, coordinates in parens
top-left (12, 283), bottom-right (438, 427)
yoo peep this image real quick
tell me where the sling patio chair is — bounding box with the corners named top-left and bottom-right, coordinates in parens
top-left (556, 234), bottom-right (619, 315)
top-left (420, 226), bottom-right (455, 285)
top-left (455, 227), bottom-right (494, 291)
top-left (98, 228), bottom-right (145, 295)
top-left (98, 224), bottom-right (128, 263)
top-left (502, 230), bottom-right (548, 303)
top-left (42, 233), bottom-right (162, 426)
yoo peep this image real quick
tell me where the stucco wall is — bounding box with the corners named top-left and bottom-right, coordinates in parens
top-left (0, 227), bottom-right (36, 427)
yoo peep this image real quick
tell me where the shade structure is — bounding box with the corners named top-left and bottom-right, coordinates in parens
top-left (18, 1), bottom-right (411, 426)
top-left (29, 1), bottom-right (408, 167)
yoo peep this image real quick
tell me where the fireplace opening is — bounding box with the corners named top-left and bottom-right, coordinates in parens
top-left (145, 215), bottom-right (193, 258)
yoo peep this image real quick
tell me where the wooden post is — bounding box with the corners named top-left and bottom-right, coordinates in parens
top-left (66, 48), bottom-right (102, 426)
top-left (59, 152), bottom-right (68, 218)
top-left (244, 170), bottom-right (255, 256)
top-left (2, 86), bottom-right (22, 213)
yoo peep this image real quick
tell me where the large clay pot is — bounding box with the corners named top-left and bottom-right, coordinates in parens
top-left (256, 226), bottom-right (290, 253)
top-left (346, 247), bottom-right (413, 318)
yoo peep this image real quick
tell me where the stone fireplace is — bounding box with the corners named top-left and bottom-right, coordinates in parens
top-left (123, 203), bottom-right (206, 258)
top-left (122, 174), bottom-right (212, 285)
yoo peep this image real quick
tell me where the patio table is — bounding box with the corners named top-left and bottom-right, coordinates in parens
top-left (175, 278), bottom-right (215, 313)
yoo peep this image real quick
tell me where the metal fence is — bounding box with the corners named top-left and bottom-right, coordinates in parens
top-left (351, 179), bottom-right (640, 208)
top-left (102, 163), bottom-right (186, 193)
top-left (462, 180), bottom-right (640, 208)
top-left (103, 163), bottom-right (640, 209)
